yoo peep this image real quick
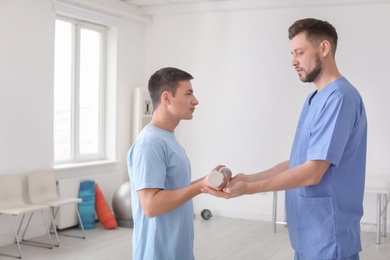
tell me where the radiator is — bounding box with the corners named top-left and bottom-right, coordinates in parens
top-left (56, 171), bottom-right (124, 229)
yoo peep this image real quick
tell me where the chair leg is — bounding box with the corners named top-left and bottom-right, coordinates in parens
top-left (51, 204), bottom-right (86, 240)
top-left (383, 194), bottom-right (388, 237)
top-left (20, 211), bottom-right (54, 249)
top-left (272, 191), bottom-right (287, 233)
top-left (272, 191), bottom-right (277, 233)
top-left (41, 210), bottom-right (54, 248)
top-left (17, 214), bottom-right (28, 239)
top-left (20, 213), bottom-right (33, 240)
top-left (0, 215), bottom-right (23, 259)
top-left (75, 206), bottom-right (86, 239)
top-left (376, 193), bottom-right (382, 244)
top-left (48, 208), bottom-right (60, 247)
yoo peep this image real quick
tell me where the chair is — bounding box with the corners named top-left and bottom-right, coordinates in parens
top-left (365, 174), bottom-right (390, 244)
top-left (272, 191), bottom-right (287, 232)
top-left (0, 174), bottom-right (55, 259)
top-left (27, 170), bottom-right (86, 247)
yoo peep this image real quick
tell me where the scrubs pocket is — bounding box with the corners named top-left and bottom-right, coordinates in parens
top-left (296, 195), bottom-right (337, 258)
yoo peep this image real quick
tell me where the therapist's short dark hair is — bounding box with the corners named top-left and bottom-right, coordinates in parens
top-left (288, 18), bottom-right (338, 57)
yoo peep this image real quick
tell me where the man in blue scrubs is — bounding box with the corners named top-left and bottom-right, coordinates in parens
top-left (203, 18), bottom-right (367, 259)
top-left (128, 67), bottom-right (222, 259)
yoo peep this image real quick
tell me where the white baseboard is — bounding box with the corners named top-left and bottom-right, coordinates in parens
top-left (194, 207), bottom-right (273, 222)
top-left (194, 208), bottom-right (389, 235)
top-left (360, 222), bottom-right (388, 233)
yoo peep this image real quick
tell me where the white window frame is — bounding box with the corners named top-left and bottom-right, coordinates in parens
top-left (54, 16), bottom-right (107, 164)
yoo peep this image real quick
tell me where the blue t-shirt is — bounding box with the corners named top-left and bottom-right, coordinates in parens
top-left (287, 77), bottom-right (367, 259)
top-left (127, 124), bottom-right (195, 260)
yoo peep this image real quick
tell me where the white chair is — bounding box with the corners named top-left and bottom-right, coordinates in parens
top-left (365, 174), bottom-right (390, 244)
top-left (272, 191), bottom-right (287, 232)
top-left (0, 174), bottom-right (55, 259)
top-left (27, 170), bottom-right (86, 247)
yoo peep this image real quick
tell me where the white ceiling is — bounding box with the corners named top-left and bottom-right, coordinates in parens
top-left (120, 0), bottom-right (234, 8)
top-left (117, 0), bottom-right (389, 10)
top-left (104, 0), bottom-right (390, 17)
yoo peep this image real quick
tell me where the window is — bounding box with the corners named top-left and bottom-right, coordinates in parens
top-left (54, 17), bottom-right (106, 164)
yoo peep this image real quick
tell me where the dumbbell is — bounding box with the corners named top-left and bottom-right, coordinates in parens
top-left (206, 167), bottom-right (232, 190)
top-left (201, 209), bottom-right (212, 220)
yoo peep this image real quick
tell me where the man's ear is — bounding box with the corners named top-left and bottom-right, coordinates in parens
top-left (161, 91), bottom-right (171, 105)
top-left (320, 40), bottom-right (331, 57)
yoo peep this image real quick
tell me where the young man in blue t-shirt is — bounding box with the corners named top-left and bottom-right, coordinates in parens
top-left (128, 67), bottom-right (222, 260)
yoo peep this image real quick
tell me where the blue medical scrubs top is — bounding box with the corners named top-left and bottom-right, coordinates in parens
top-left (286, 77), bottom-right (367, 259)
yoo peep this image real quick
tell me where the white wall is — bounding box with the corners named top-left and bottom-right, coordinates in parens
top-left (143, 1), bottom-right (390, 225)
top-left (0, 0), bottom-right (145, 246)
top-left (0, 0), bottom-right (389, 246)
top-left (0, 0), bottom-right (55, 173)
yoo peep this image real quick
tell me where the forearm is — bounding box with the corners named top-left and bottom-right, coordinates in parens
top-left (203, 160), bottom-right (329, 199)
top-left (246, 160), bottom-right (329, 194)
top-left (140, 181), bottom-right (203, 218)
top-left (191, 176), bottom-right (204, 185)
top-left (244, 160), bottom-right (290, 182)
top-left (145, 165), bottom-right (224, 216)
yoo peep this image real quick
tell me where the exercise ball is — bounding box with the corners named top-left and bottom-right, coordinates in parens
top-left (112, 181), bottom-right (133, 228)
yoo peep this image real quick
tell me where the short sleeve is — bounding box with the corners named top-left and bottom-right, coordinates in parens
top-left (131, 143), bottom-right (167, 191)
top-left (307, 91), bottom-right (356, 166)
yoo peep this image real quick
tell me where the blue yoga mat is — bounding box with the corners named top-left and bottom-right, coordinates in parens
top-left (78, 180), bottom-right (96, 229)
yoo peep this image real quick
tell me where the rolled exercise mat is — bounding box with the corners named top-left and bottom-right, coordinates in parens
top-left (95, 183), bottom-right (118, 229)
top-left (78, 180), bottom-right (96, 229)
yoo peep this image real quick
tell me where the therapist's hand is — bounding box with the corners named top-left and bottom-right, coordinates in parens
top-left (202, 181), bottom-right (248, 199)
top-left (227, 173), bottom-right (246, 186)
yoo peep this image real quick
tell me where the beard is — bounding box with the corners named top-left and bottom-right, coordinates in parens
top-left (300, 54), bottom-right (322, 83)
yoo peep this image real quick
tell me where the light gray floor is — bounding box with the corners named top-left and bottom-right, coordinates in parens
top-left (1, 216), bottom-right (389, 259)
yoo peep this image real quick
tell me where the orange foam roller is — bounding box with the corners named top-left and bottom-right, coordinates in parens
top-left (95, 183), bottom-right (118, 229)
